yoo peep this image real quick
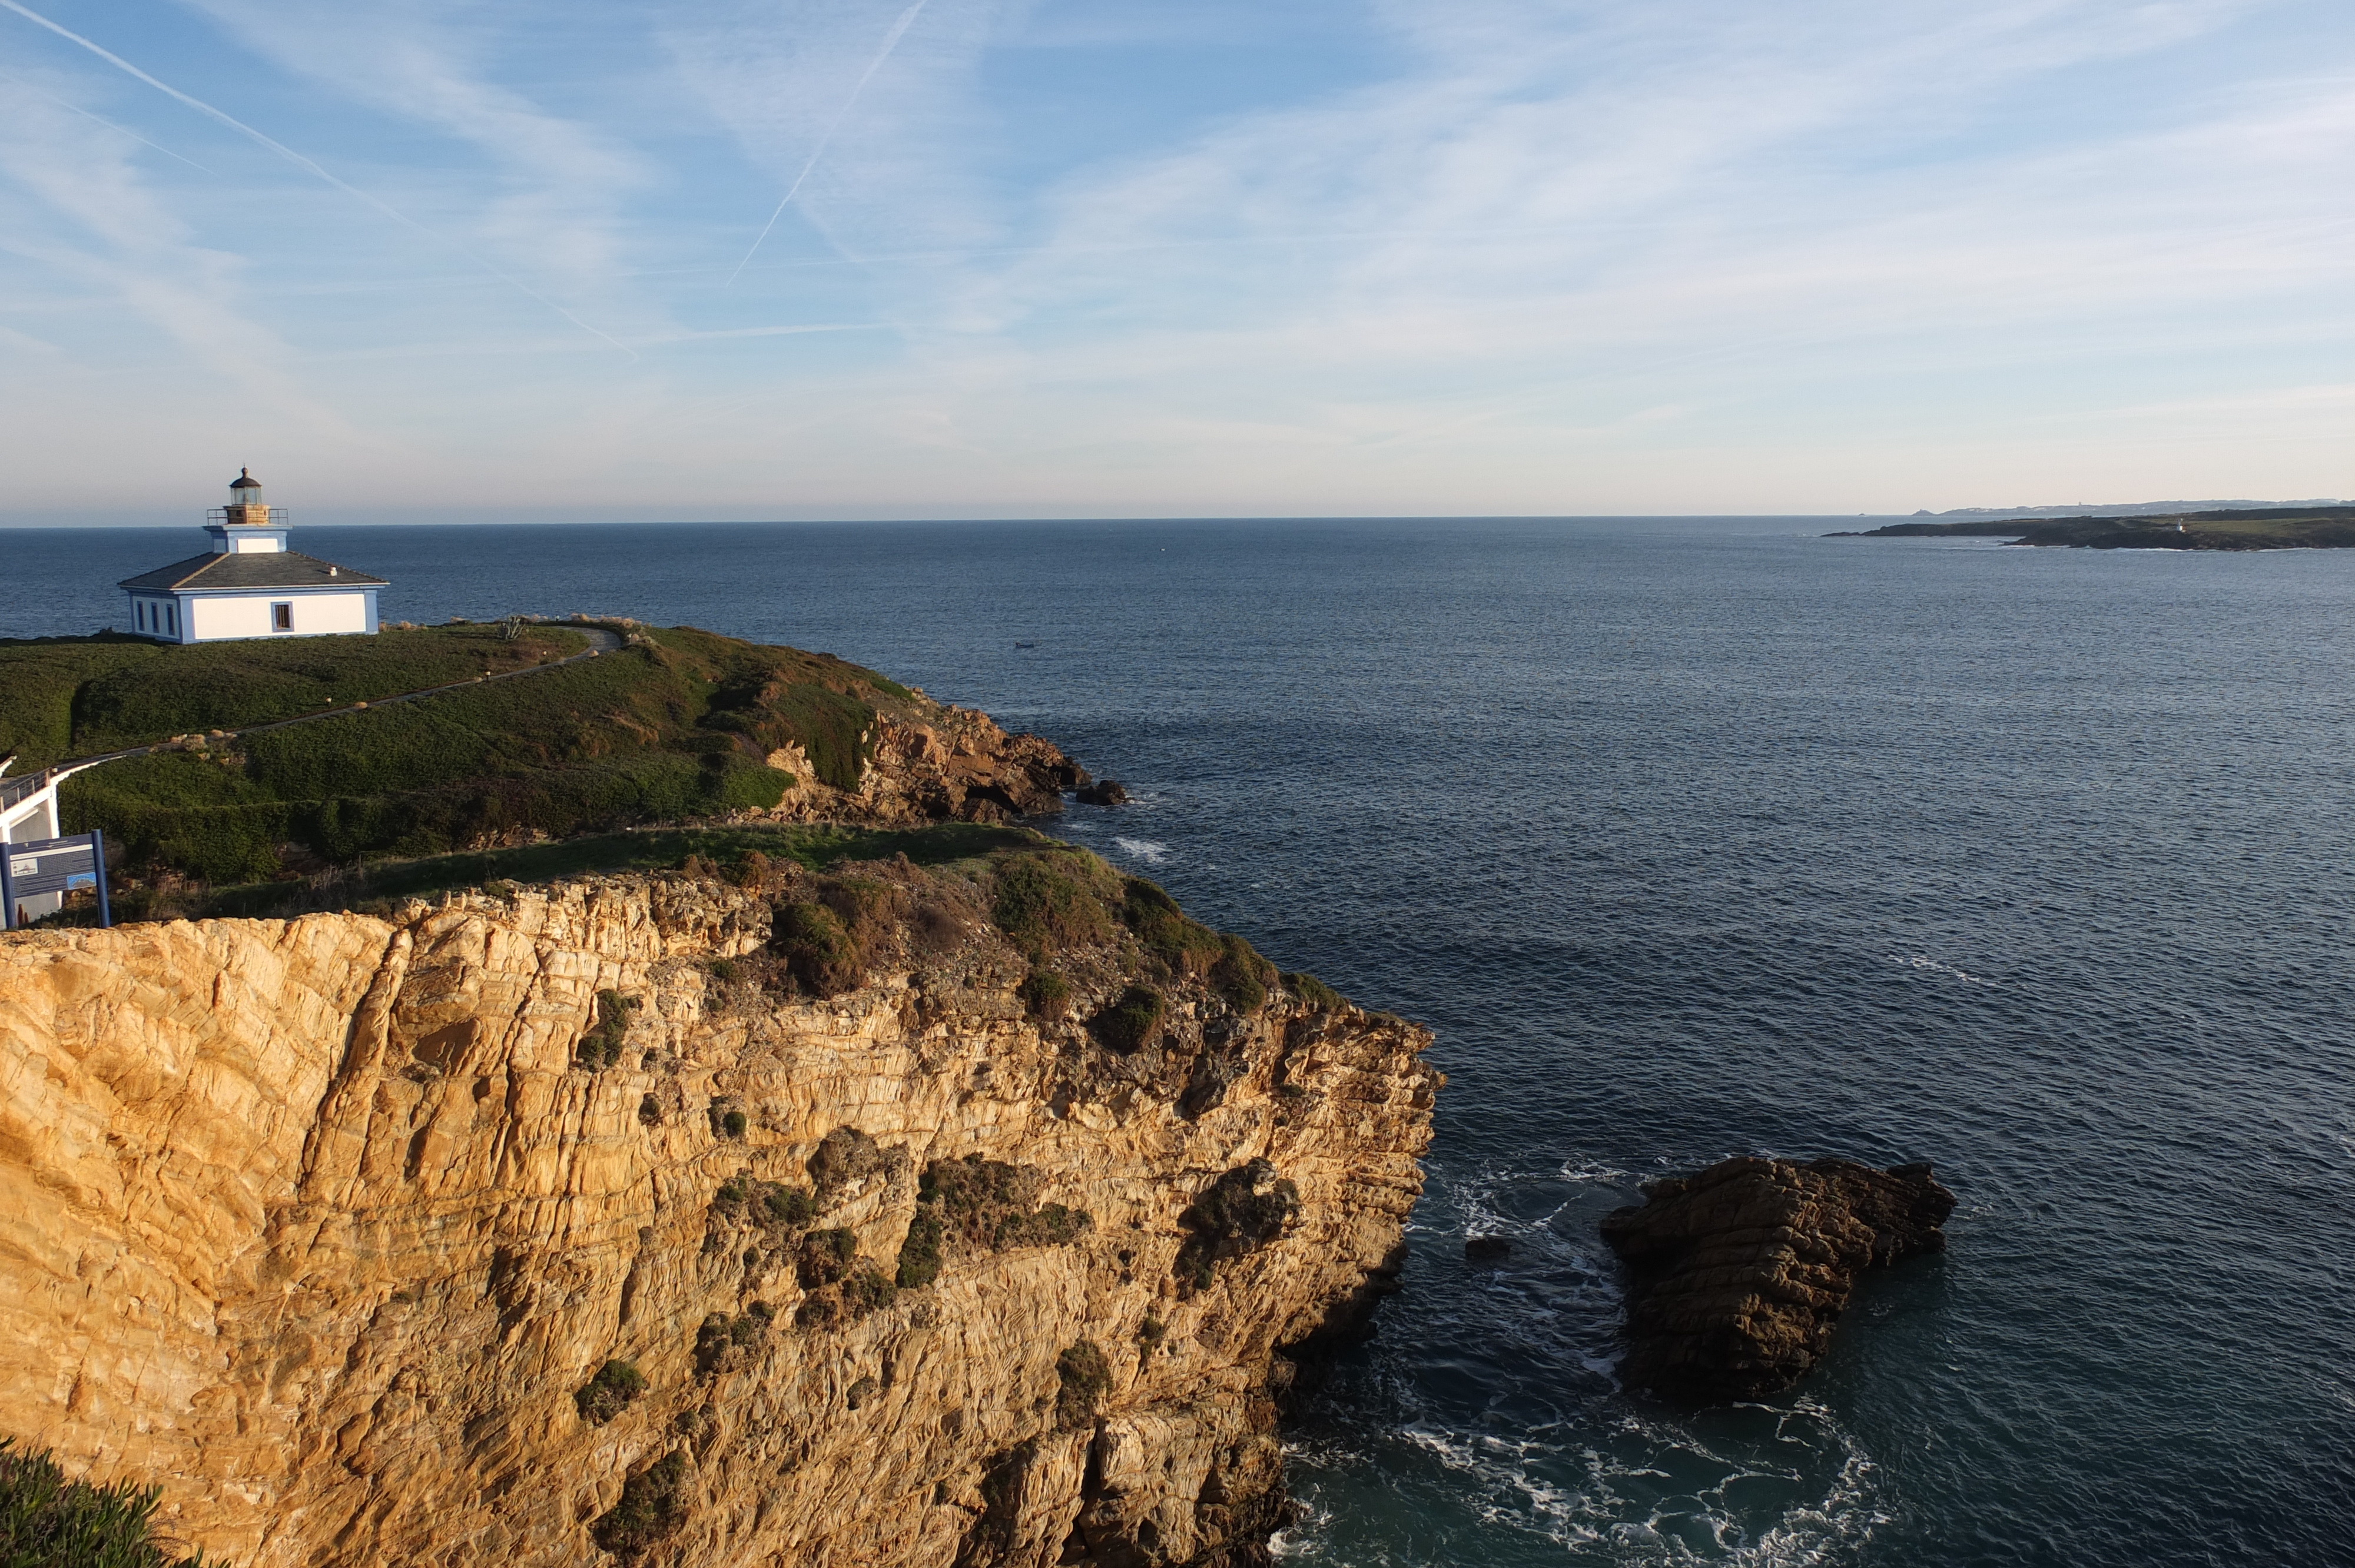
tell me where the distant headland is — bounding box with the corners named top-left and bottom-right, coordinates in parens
top-left (1829, 504), bottom-right (2355, 550)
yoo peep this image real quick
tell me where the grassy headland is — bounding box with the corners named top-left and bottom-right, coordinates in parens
top-left (1829, 505), bottom-right (2355, 549)
top-left (0, 622), bottom-right (931, 889)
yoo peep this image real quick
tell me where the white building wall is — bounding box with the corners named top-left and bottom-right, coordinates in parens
top-left (186, 590), bottom-right (373, 642)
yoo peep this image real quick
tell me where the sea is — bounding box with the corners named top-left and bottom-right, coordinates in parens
top-left (6, 516), bottom-right (2351, 1566)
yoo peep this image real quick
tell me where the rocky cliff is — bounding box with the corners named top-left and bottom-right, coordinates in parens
top-left (0, 847), bottom-right (1438, 1566)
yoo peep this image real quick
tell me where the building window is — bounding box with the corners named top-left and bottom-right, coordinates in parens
top-left (272, 602), bottom-right (293, 632)
top-left (167, 604), bottom-right (177, 636)
top-left (136, 602), bottom-right (145, 630)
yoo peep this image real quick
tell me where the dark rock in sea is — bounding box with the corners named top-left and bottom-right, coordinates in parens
top-left (1464, 1235), bottom-right (1511, 1264)
top-left (1076, 779), bottom-right (1130, 805)
top-left (1599, 1156), bottom-right (1955, 1403)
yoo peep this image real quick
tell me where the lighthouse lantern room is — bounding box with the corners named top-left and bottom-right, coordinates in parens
top-left (118, 470), bottom-right (387, 643)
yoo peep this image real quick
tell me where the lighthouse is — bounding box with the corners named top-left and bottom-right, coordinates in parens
top-left (117, 470), bottom-right (388, 642)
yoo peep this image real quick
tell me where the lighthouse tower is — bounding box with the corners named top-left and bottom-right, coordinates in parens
top-left (117, 469), bottom-right (389, 642)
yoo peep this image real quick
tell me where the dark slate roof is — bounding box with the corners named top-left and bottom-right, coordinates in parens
top-left (118, 550), bottom-right (389, 592)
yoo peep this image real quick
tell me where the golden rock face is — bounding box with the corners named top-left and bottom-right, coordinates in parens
top-left (0, 868), bottom-right (1437, 1567)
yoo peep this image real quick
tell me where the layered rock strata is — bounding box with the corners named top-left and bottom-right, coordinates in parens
top-left (1599, 1157), bottom-right (1955, 1402)
top-left (762, 707), bottom-right (1086, 826)
top-left (0, 853), bottom-right (1437, 1566)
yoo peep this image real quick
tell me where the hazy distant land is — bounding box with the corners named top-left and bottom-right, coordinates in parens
top-left (1904, 498), bottom-right (2344, 520)
top-left (1830, 504), bottom-right (2355, 550)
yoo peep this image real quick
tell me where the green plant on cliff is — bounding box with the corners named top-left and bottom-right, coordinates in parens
top-left (1173, 1159), bottom-right (1302, 1295)
top-left (1054, 1341), bottom-right (1112, 1431)
top-left (589, 1450), bottom-right (691, 1559)
top-left (0, 1437), bottom-right (223, 1567)
top-left (895, 1210), bottom-right (946, 1289)
top-left (1092, 984), bottom-right (1165, 1052)
top-left (576, 990), bottom-right (639, 1070)
top-left (1283, 971), bottom-right (1343, 1010)
top-left (1018, 969), bottom-right (1073, 1021)
top-left (772, 901), bottom-right (859, 996)
top-left (573, 1359), bottom-right (646, 1425)
top-left (987, 849), bottom-right (1118, 955)
top-left (1119, 877), bottom-right (1275, 1012)
top-left (897, 1156), bottom-right (1093, 1290)
top-left (5, 623), bottom-right (928, 886)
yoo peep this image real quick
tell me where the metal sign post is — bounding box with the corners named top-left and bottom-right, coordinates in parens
top-left (2, 829), bottom-right (112, 931)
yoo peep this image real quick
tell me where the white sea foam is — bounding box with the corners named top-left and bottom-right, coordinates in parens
top-left (1112, 836), bottom-right (1171, 864)
top-left (1890, 954), bottom-right (1992, 984)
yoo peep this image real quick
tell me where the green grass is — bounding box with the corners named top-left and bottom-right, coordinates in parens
top-left (3, 623), bottom-right (944, 886)
top-left (191, 822), bottom-right (1045, 921)
top-left (0, 1438), bottom-right (222, 1567)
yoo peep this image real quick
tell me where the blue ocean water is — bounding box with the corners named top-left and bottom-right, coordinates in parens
top-left (6, 517), bottom-right (2353, 1565)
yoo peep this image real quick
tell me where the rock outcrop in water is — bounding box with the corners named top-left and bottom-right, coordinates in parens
top-left (0, 850), bottom-right (1437, 1566)
top-left (1600, 1157), bottom-right (1955, 1402)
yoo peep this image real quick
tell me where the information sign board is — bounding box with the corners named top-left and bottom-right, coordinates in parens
top-left (1, 829), bottom-right (110, 929)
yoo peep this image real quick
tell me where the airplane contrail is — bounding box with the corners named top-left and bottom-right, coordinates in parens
top-left (727, 0), bottom-right (932, 285)
top-left (2, 69), bottom-right (215, 172)
top-left (0, 0), bottom-right (637, 360)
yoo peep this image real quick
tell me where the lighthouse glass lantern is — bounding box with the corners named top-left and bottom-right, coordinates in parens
top-left (226, 469), bottom-right (266, 522)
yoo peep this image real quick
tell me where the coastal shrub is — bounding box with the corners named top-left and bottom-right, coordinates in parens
top-left (638, 1094), bottom-right (662, 1126)
top-left (1092, 985), bottom-right (1165, 1053)
top-left (772, 901), bottom-right (860, 996)
top-left (1173, 1159), bottom-right (1301, 1295)
top-left (1118, 878), bottom-right (1275, 1012)
top-left (1212, 933), bottom-right (1275, 1015)
top-left (722, 1110), bottom-right (748, 1140)
top-left (989, 851), bottom-right (1117, 955)
top-left (705, 958), bottom-right (740, 983)
top-left (1054, 1341), bottom-right (1112, 1431)
top-left (709, 1177), bottom-right (815, 1233)
top-left (0, 1437), bottom-right (221, 1567)
top-left (23, 622), bottom-right (936, 886)
top-left (797, 1228), bottom-right (859, 1289)
top-left (1120, 878), bottom-right (1225, 976)
top-left (805, 1125), bottom-right (894, 1196)
top-left (840, 1265), bottom-right (898, 1317)
top-left (898, 1155), bottom-right (1093, 1289)
top-left (704, 758), bottom-right (793, 812)
top-left (589, 1451), bottom-right (692, 1559)
top-left (575, 1359), bottom-right (647, 1424)
top-left (578, 990), bottom-right (639, 1070)
top-left (1018, 970), bottom-right (1073, 1021)
top-left (1284, 971), bottom-right (1344, 1010)
top-left (895, 1210), bottom-right (946, 1289)
top-left (692, 1304), bottom-right (774, 1376)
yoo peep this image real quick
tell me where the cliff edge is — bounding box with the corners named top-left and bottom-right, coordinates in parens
top-left (0, 845), bottom-right (1437, 1566)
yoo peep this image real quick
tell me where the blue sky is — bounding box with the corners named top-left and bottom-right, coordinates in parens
top-left (1, 0), bottom-right (2348, 521)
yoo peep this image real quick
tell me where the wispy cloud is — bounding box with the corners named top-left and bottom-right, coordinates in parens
top-left (0, 0), bottom-right (2347, 518)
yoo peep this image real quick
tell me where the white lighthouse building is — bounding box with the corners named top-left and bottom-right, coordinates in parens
top-left (117, 470), bottom-right (387, 642)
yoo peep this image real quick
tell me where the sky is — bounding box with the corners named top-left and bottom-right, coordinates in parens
top-left (0, 0), bottom-right (2349, 523)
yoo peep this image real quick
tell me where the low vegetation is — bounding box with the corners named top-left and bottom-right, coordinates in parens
top-left (573, 1359), bottom-right (646, 1425)
top-left (895, 1156), bottom-right (1093, 1289)
top-left (1054, 1341), bottom-right (1113, 1431)
top-left (1173, 1159), bottom-right (1301, 1295)
top-left (576, 990), bottom-right (640, 1070)
top-left (589, 1451), bottom-right (691, 1559)
top-left (693, 1303), bottom-right (775, 1377)
top-left (0, 1437), bottom-right (221, 1567)
top-left (1091, 984), bottom-right (1166, 1052)
top-left (2, 622), bottom-right (934, 887)
top-left (143, 820), bottom-right (1038, 924)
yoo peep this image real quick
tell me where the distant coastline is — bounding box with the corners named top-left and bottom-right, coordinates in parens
top-left (1829, 506), bottom-right (2355, 551)
top-left (1899, 498), bottom-right (2344, 521)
